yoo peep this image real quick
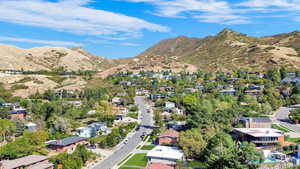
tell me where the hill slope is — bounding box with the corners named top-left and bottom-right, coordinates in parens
top-left (134, 29), bottom-right (300, 72)
top-left (0, 45), bottom-right (116, 71)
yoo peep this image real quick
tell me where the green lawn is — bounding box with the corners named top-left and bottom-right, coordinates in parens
top-left (286, 137), bottom-right (300, 143)
top-left (140, 145), bottom-right (155, 150)
top-left (272, 124), bottom-right (291, 132)
top-left (123, 153), bottom-right (148, 167)
top-left (188, 160), bottom-right (206, 168)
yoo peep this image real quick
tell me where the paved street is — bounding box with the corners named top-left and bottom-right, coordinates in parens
top-left (91, 96), bottom-right (153, 169)
top-left (274, 105), bottom-right (300, 132)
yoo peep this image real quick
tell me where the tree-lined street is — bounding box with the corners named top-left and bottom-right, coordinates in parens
top-left (92, 96), bottom-right (153, 169)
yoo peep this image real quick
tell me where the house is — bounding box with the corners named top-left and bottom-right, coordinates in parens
top-left (233, 128), bottom-right (285, 149)
top-left (76, 122), bottom-right (107, 138)
top-left (112, 97), bottom-right (122, 105)
top-left (67, 101), bottom-right (82, 107)
top-left (76, 126), bottom-right (97, 138)
top-left (157, 129), bottom-right (179, 146)
top-left (9, 109), bottom-right (26, 120)
top-left (165, 102), bottom-right (175, 110)
top-left (220, 89), bottom-right (236, 95)
top-left (25, 122), bottom-right (38, 131)
top-left (0, 155), bottom-right (53, 169)
top-left (245, 89), bottom-right (262, 95)
top-left (167, 121), bottom-right (186, 131)
top-left (146, 146), bottom-right (184, 165)
top-left (114, 117), bottom-right (138, 126)
top-left (149, 94), bottom-right (166, 100)
top-left (46, 136), bottom-right (88, 153)
top-left (239, 117), bottom-right (272, 128)
top-left (281, 77), bottom-right (300, 85)
top-left (143, 162), bottom-right (174, 169)
top-left (119, 81), bottom-right (132, 86)
top-left (87, 110), bottom-right (96, 115)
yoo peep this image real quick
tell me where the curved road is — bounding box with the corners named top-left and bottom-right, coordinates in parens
top-left (274, 105), bottom-right (300, 132)
top-left (92, 96), bottom-right (153, 169)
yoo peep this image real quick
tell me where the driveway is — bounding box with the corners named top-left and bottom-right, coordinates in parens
top-left (273, 105), bottom-right (300, 133)
top-left (91, 96), bottom-right (154, 169)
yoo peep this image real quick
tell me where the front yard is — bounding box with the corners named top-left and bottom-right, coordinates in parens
top-left (120, 153), bottom-right (148, 168)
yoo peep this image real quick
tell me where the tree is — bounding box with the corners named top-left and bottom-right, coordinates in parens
top-left (179, 128), bottom-right (207, 159)
top-left (0, 118), bottom-right (16, 142)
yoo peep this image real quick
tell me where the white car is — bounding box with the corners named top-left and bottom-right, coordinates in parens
top-left (124, 139), bottom-right (128, 144)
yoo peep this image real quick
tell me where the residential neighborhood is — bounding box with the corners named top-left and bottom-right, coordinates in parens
top-left (2, 69), bottom-right (300, 169)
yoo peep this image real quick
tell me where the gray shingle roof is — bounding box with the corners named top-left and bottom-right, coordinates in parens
top-left (46, 136), bottom-right (86, 146)
top-left (0, 155), bottom-right (49, 169)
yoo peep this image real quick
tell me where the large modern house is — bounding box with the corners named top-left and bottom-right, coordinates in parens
top-left (146, 146), bottom-right (184, 165)
top-left (233, 128), bottom-right (285, 149)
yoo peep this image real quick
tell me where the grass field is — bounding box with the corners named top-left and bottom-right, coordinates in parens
top-left (122, 153), bottom-right (148, 168)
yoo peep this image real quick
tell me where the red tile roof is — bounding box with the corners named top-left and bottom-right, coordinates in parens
top-left (159, 129), bottom-right (179, 138)
top-left (143, 163), bottom-right (174, 169)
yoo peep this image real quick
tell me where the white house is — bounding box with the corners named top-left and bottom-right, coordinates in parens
top-left (25, 122), bottom-right (37, 131)
top-left (146, 146), bottom-right (184, 165)
top-left (165, 102), bottom-right (175, 110)
top-left (76, 126), bottom-right (97, 138)
top-left (112, 97), bottom-right (122, 105)
top-left (67, 101), bottom-right (82, 107)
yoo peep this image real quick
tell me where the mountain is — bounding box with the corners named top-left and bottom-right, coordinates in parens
top-left (133, 29), bottom-right (300, 72)
top-left (0, 44), bottom-right (116, 72)
top-left (2, 29), bottom-right (300, 74)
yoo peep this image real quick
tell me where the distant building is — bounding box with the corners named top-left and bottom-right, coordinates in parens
top-left (149, 94), bottom-right (166, 100)
top-left (239, 117), bottom-right (272, 128)
top-left (9, 109), bottom-right (26, 120)
top-left (167, 121), bottom-right (186, 131)
top-left (76, 122), bottom-right (108, 138)
top-left (233, 128), bottom-right (285, 149)
top-left (143, 162), bottom-right (174, 169)
top-left (112, 97), bottom-right (122, 105)
top-left (220, 89), bottom-right (236, 95)
top-left (0, 155), bottom-right (53, 169)
top-left (281, 77), bottom-right (300, 85)
top-left (157, 129), bottom-right (179, 146)
top-left (245, 89), bottom-right (262, 95)
top-left (46, 136), bottom-right (88, 153)
top-left (146, 146), bottom-right (184, 165)
top-left (76, 126), bottom-right (97, 138)
top-left (67, 101), bottom-right (82, 107)
top-left (25, 122), bottom-right (38, 131)
top-left (165, 102), bottom-right (175, 110)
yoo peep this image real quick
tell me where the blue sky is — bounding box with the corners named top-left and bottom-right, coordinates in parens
top-left (0, 0), bottom-right (300, 58)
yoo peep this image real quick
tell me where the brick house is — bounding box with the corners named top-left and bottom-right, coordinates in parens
top-left (0, 155), bottom-right (53, 169)
top-left (46, 136), bottom-right (88, 153)
top-left (9, 109), bottom-right (26, 120)
top-left (157, 129), bottom-right (179, 146)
